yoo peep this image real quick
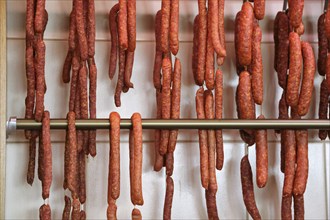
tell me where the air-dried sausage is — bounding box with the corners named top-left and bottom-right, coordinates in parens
top-left (256, 115), bottom-right (268, 188)
top-left (293, 130), bottom-right (308, 196)
top-left (318, 13), bottom-right (327, 76)
top-left (163, 176), bottom-right (174, 220)
top-left (215, 70), bottom-right (224, 170)
top-left (118, 0), bottom-right (128, 50)
top-left (251, 23), bottom-right (263, 105)
top-left (169, 0), bottom-right (179, 55)
top-left (109, 4), bottom-right (119, 80)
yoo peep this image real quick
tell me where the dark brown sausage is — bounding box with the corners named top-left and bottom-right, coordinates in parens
top-left (297, 41), bottom-right (315, 116)
top-left (240, 155), bottom-right (261, 220)
top-left (215, 70), bottom-right (224, 170)
top-left (27, 137), bottom-right (36, 185)
top-left (327, 54), bottom-right (330, 90)
top-left (124, 51), bottom-right (135, 89)
top-left (108, 4), bottom-right (119, 80)
top-left (318, 13), bottom-right (327, 76)
top-left (39, 204), bottom-right (51, 220)
top-left (195, 87), bottom-right (209, 189)
top-left (293, 130), bottom-right (308, 196)
top-left (286, 32), bottom-right (302, 107)
top-left (62, 51), bottom-right (73, 83)
top-left (325, 5), bottom-right (330, 40)
top-left (160, 0), bottom-right (170, 53)
top-left (163, 176), bottom-right (174, 220)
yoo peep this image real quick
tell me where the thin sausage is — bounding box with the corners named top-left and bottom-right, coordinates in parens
top-left (124, 51), bottom-right (135, 89)
top-left (132, 208), bottom-right (142, 220)
top-left (256, 115), bottom-right (268, 188)
top-left (160, 0), bottom-right (170, 53)
top-left (107, 200), bottom-right (117, 220)
top-left (131, 113), bottom-right (144, 205)
top-left (129, 128), bottom-right (135, 204)
top-left (127, 0), bottom-right (136, 52)
top-left (118, 0), bottom-right (128, 50)
top-left (88, 57), bottom-right (97, 157)
top-left (109, 4), bottom-right (119, 80)
top-left (109, 112), bottom-right (121, 200)
top-left (251, 23), bottom-right (263, 105)
top-left (318, 13), bottom-right (327, 76)
top-left (283, 130), bottom-right (296, 196)
top-left (327, 54), bottom-right (330, 90)
top-left (159, 58), bottom-right (172, 155)
top-left (78, 151), bottom-right (86, 204)
top-left (281, 194), bottom-right (292, 220)
top-left (25, 44), bottom-right (35, 132)
top-left (69, 10), bottom-right (76, 52)
top-left (71, 198), bottom-right (80, 220)
top-left (205, 18), bottom-right (215, 90)
top-left (34, 0), bottom-right (46, 34)
top-left (69, 51), bottom-right (80, 112)
top-left (254, 0), bottom-right (265, 20)
top-left (241, 155), bottom-right (261, 220)
top-left (318, 80), bottom-right (329, 140)
top-left (41, 111), bottom-right (52, 200)
top-left (39, 204), bottom-right (51, 220)
top-left (325, 4), bottom-right (330, 40)
top-left (154, 89), bottom-right (164, 171)
top-left (62, 196), bottom-right (71, 220)
top-left (87, 0), bottom-right (95, 57)
top-left (169, 0), bottom-right (179, 55)
top-left (165, 152), bottom-right (174, 176)
top-left (196, 2), bottom-right (207, 86)
top-left (163, 176), bottom-right (174, 220)
top-left (114, 48), bottom-right (126, 107)
top-left (67, 111), bottom-right (78, 196)
top-left (204, 90), bottom-right (218, 192)
top-left (153, 10), bottom-right (163, 89)
top-left (192, 15), bottom-right (199, 84)
top-left (75, 0), bottom-right (88, 61)
top-left (293, 130), bottom-right (308, 196)
top-left (215, 70), bottom-right (224, 170)
top-left (294, 194), bottom-right (305, 220)
top-left (217, 0), bottom-right (226, 66)
top-left (26, 0), bottom-right (35, 41)
top-left (288, 0), bottom-right (304, 28)
top-left (62, 51), bottom-right (73, 83)
top-left (286, 32), bottom-right (302, 107)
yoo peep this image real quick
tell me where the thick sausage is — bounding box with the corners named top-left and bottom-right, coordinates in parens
top-left (276, 90), bottom-right (289, 134)
top-left (168, 58), bottom-right (181, 153)
top-left (127, 0), bottom-right (136, 52)
top-left (163, 176), bottom-right (174, 220)
top-left (297, 41), bottom-right (315, 116)
top-left (39, 204), bottom-right (51, 220)
top-left (318, 13), bottom-right (327, 76)
top-left (256, 115), bottom-right (268, 188)
top-left (41, 111), bottom-right (52, 200)
top-left (215, 70), bottom-right (224, 170)
top-left (69, 10), bottom-right (76, 52)
top-left (169, 0), bottom-right (179, 55)
top-left (160, 0), bottom-right (170, 53)
top-left (283, 130), bottom-right (296, 196)
top-left (165, 152), bottom-right (174, 176)
top-left (286, 32), bottom-right (302, 107)
top-left (107, 200), bottom-right (117, 220)
top-left (154, 89), bottom-right (164, 171)
top-left (235, 3), bottom-right (254, 66)
top-left (75, 0), bottom-right (88, 61)
top-left (254, 0), bottom-right (265, 20)
top-left (108, 4), bottom-right (119, 80)
top-left (131, 113), bottom-right (144, 205)
top-left (293, 130), bottom-right (308, 196)
top-left (240, 155), bottom-right (261, 220)
top-left (208, 0), bottom-right (226, 57)
top-left (196, 88), bottom-right (209, 189)
top-left (62, 196), bottom-right (71, 220)
top-left (318, 80), bottom-right (329, 140)
top-left (109, 112), bottom-right (121, 200)
top-left (118, 0), bottom-right (128, 50)
top-left (251, 23), bottom-right (263, 105)
top-left (160, 58), bottom-right (172, 155)
top-left (196, 1), bottom-right (207, 86)
top-left (288, 0), bottom-right (304, 28)
top-left (204, 90), bottom-right (218, 193)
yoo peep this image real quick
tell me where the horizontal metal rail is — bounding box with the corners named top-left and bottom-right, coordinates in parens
top-left (6, 117), bottom-right (330, 131)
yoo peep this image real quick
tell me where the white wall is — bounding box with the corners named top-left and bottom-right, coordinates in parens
top-left (5, 0), bottom-right (330, 219)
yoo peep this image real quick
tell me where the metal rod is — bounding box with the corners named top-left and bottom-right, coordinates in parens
top-left (325, 0), bottom-right (328, 12)
top-left (10, 118), bottom-right (330, 130)
top-left (282, 0), bottom-right (288, 11)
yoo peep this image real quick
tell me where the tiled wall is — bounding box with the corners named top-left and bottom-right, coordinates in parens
top-left (6, 0), bottom-right (330, 219)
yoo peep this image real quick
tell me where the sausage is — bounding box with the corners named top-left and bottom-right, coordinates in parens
top-left (274, 12), bottom-right (279, 72)
top-left (281, 194), bottom-right (292, 220)
top-left (108, 4), bottom-right (119, 80)
top-left (208, 0), bottom-right (226, 57)
top-left (251, 23), bottom-right (263, 105)
top-left (88, 58), bottom-right (97, 157)
top-left (62, 196), bottom-right (71, 220)
top-left (168, 58), bottom-right (181, 153)
top-left (318, 80), bottom-right (329, 140)
top-left (87, 0), bottom-right (95, 57)
top-left (293, 130), bottom-right (308, 196)
top-left (41, 111), bottom-right (52, 200)
top-left (69, 51), bottom-right (80, 112)
top-left (69, 10), bottom-right (76, 52)
top-left (256, 115), bottom-right (268, 188)
top-left (75, 77), bottom-right (84, 154)
top-left (294, 194), bottom-right (305, 220)
top-left (107, 200), bottom-right (117, 220)
top-left (80, 210), bottom-right (86, 220)
top-left (34, 38), bottom-right (46, 122)
top-left (286, 32), bottom-right (302, 107)
top-left (118, 0), bottom-right (128, 50)
top-left (39, 204), bottom-right (51, 220)
top-left (214, 70), bottom-right (224, 170)
top-left (325, 5), bottom-right (330, 40)
top-left (78, 151), bottom-right (86, 204)
top-left (27, 137), bottom-right (36, 185)
top-left (196, 2), bottom-right (207, 86)
top-left (297, 41), bottom-right (315, 116)
top-left (217, 0), bottom-right (226, 66)
top-left (205, 18), bottom-right (215, 90)
top-left (131, 113), bottom-right (144, 205)
top-left (34, 0), bottom-right (46, 34)
top-left (276, 90), bottom-right (289, 134)
top-left (275, 12), bottom-right (290, 89)
top-left (75, 0), bottom-right (88, 61)
top-left (114, 48), bottom-right (126, 107)
top-left (160, 0), bottom-right (170, 53)
top-left (235, 3), bottom-right (254, 66)
top-left (288, 0), bottom-right (303, 28)
top-left (240, 155), bottom-right (261, 220)
top-left (165, 152), bottom-right (174, 176)
top-left (109, 112), bottom-right (120, 200)
top-left (280, 129), bottom-right (287, 174)
top-left (318, 13), bottom-right (327, 76)
top-left (132, 208), bottom-right (142, 220)
top-left (205, 189), bottom-right (219, 220)
top-left (124, 51), bottom-right (135, 89)
top-left (327, 54), bottom-right (330, 90)
top-left (153, 11), bottom-right (163, 89)
top-left (254, 0), bottom-right (265, 20)
top-left (283, 130), bottom-right (296, 196)
top-left (195, 87), bottom-right (209, 189)
top-left (154, 89), bottom-right (164, 171)
top-left (127, 0), bottom-right (136, 52)
top-left (67, 111), bottom-right (78, 196)
top-left (62, 51), bottom-right (73, 83)
top-left (169, 0), bottom-right (179, 55)
top-left (26, 0), bottom-right (35, 41)
top-left (71, 198), bottom-right (80, 220)
top-left (204, 90), bottom-right (217, 192)
top-left (128, 128), bottom-right (135, 204)
top-left (25, 45), bottom-right (36, 133)
top-left (160, 58), bottom-right (172, 155)
top-left (163, 176), bottom-right (174, 220)
top-left (296, 22), bottom-right (305, 36)
top-left (192, 15), bottom-right (199, 84)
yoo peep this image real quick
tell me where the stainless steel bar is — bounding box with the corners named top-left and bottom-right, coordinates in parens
top-left (282, 0), bottom-right (288, 11)
top-left (13, 118), bottom-right (330, 130)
